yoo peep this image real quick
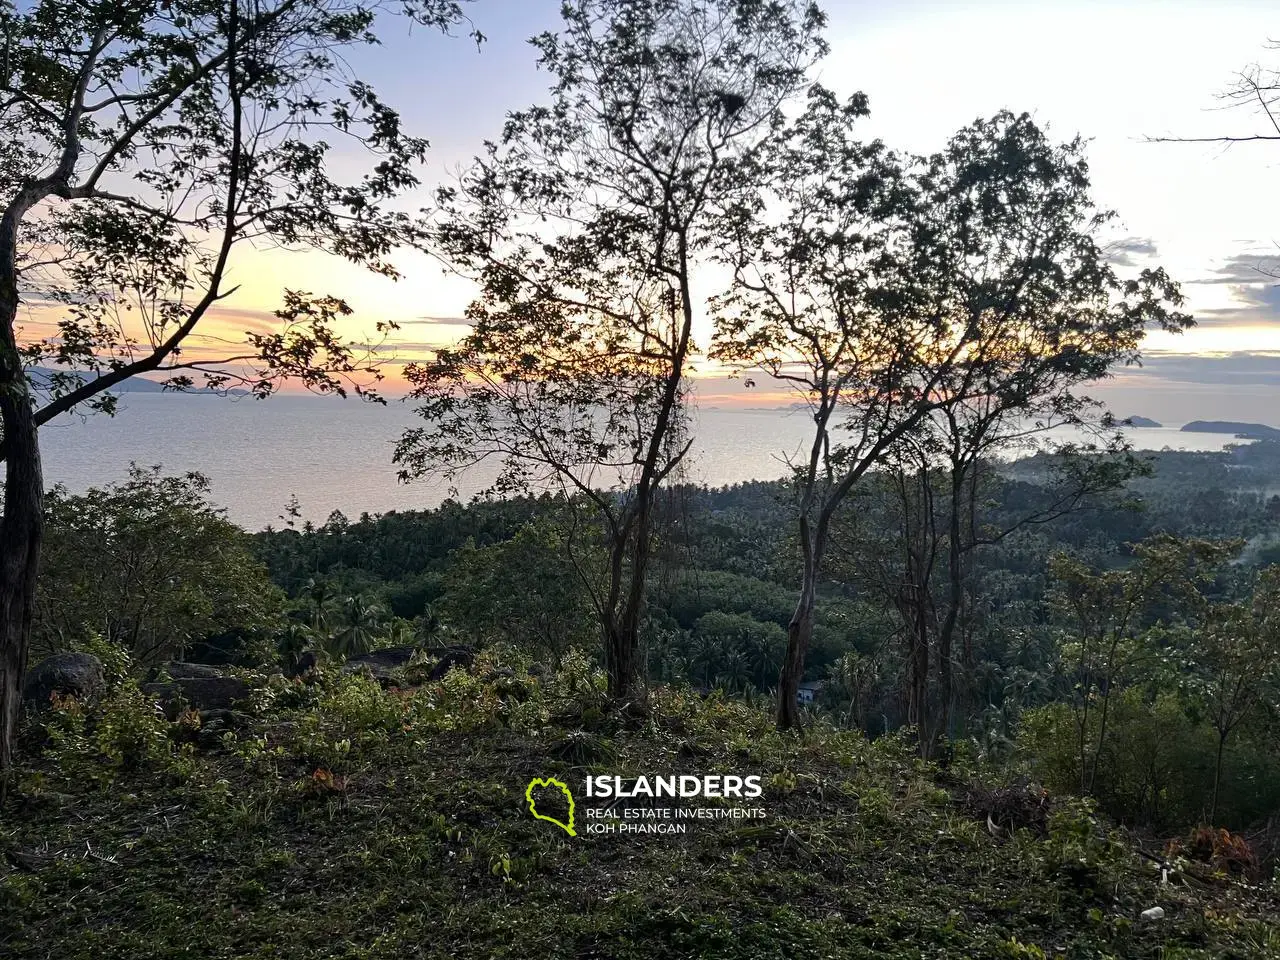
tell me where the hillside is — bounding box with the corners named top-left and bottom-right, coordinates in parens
top-left (3, 653), bottom-right (1276, 960)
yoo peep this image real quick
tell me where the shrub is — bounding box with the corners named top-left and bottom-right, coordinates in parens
top-left (36, 682), bottom-right (193, 786)
top-left (1021, 691), bottom-right (1215, 829)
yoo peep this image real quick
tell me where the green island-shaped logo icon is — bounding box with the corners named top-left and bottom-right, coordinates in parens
top-left (525, 776), bottom-right (577, 836)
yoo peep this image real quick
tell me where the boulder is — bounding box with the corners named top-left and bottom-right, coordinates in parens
top-left (428, 646), bottom-right (475, 681)
top-left (141, 675), bottom-right (251, 713)
top-left (340, 645), bottom-right (477, 686)
top-left (343, 645), bottom-right (421, 685)
top-left (345, 645), bottom-right (419, 672)
top-left (22, 653), bottom-right (105, 710)
top-left (158, 661), bottom-right (224, 680)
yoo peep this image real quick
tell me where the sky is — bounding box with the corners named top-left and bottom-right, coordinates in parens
top-left (25, 0), bottom-right (1280, 422)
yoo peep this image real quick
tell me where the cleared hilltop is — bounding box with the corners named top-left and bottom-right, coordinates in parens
top-left (3, 654), bottom-right (1276, 960)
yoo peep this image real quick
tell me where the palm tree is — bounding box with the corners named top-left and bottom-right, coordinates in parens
top-left (277, 621), bottom-right (316, 671)
top-left (303, 577), bottom-right (336, 634)
top-left (714, 649), bottom-right (752, 694)
top-left (384, 618), bottom-right (418, 648)
top-left (328, 595), bottom-right (386, 658)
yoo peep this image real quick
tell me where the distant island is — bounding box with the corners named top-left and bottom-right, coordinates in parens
top-left (1123, 415), bottom-right (1162, 428)
top-left (1181, 420), bottom-right (1280, 441)
top-left (27, 367), bottom-right (247, 396)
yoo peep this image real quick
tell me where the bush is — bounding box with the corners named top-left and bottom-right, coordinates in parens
top-left (34, 682), bottom-right (193, 786)
top-left (35, 467), bottom-right (286, 666)
top-left (1019, 688), bottom-right (1280, 831)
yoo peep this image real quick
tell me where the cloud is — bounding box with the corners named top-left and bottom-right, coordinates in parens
top-left (1118, 351), bottom-right (1280, 386)
top-left (398, 316), bottom-right (471, 328)
top-left (1192, 252), bottom-right (1280, 286)
top-left (1107, 236), bottom-right (1159, 267)
top-left (1186, 251), bottom-right (1280, 327)
top-left (366, 340), bottom-right (449, 354)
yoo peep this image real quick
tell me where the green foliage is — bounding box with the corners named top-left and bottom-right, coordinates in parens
top-left (69, 631), bottom-right (133, 687)
top-left (6, 661), bottom-right (1277, 959)
top-left (441, 519), bottom-right (602, 662)
top-left (324, 594), bottom-right (388, 659)
top-left (35, 682), bottom-right (193, 786)
top-left (661, 569), bottom-right (797, 627)
top-left (1041, 798), bottom-right (1128, 895)
top-left (33, 466), bottom-right (285, 665)
top-left (683, 610), bottom-right (785, 692)
top-left (1025, 692), bottom-right (1210, 829)
top-left (1047, 534), bottom-right (1241, 798)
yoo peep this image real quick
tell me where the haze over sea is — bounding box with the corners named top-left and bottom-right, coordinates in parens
top-left (39, 394), bottom-right (1250, 531)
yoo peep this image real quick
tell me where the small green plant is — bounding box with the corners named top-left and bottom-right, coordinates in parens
top-left (40, 682), bottom-right (191, 785)
top-left (998, 937), bottom-right (1046, 959)
top-left (1042, 799), bottom-right (1127, 898)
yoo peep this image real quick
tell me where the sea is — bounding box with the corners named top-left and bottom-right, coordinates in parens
top-left (36, 394), bottom-right (1250, 532)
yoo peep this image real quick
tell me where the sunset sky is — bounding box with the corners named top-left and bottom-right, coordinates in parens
top-left (25, 0), bottom-right (1280, 422)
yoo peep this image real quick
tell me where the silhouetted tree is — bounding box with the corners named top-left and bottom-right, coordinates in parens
top-left (397, 0), bottom-right (826, 700)
top-left (0, 0), bottom-right (476, 768)
top-left (714, 101), bottom-right (1190, 731)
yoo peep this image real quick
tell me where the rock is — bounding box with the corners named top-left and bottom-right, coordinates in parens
top-left (288, 650), bottom-right (319, 679)
top-left (343, 645), bottom-right (421, 685)
top-left (345, 645), bottom-right (419, 672)
top-left (158, 661), bottom-right (224, 680)
top-left (341, 644), bottom-right (476, 686)
top-left (141, 675), bottom-right (251, 713)
top-left (1140, 906), bottom-right (1165, 922)
top-left (428, 646), bottom-right (475, 681)
top-left (197, 708), bottom-right (251, 728)
top-left (22, 653), bottom-right (105, 711)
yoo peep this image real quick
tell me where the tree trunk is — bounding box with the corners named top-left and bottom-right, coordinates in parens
top-left (776, 588), bottom-right (815, 731)
top-left (937, 467), bottom-right (966, 745)
top-left (604, 621), bottom-right (637, 700)
top-left (907, 612), bottom-right (931, 756)
top-left (1210, 729), bottom-right (1227, 825)
top-left (0, 289), bottom-right (43, 772)
top-left (778, 508), bottom-right (823, 732)
top-left (614, 492), bottom-right (654, 702)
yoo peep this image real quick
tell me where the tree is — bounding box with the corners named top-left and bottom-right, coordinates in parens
top-left (835, 421), bottom-right (1152, 754)
top-left (1048, 534), bottom-right (1238, 797)
top-left (689, 609), bottom-right (785, 691)
top-left (328, 594), bottom-right (387, 658)
top-left (1181, 565), bottom-right (1280, 823)
top-left (396, 0), bottom-right (825, 700)
top-left (712, 102), bottom-right (1190, 731)
top-left (33, 466), bottom-right (283, 664)
top-left (0, 0), bottom-right (476, 767)
top-left (440, 519), bottom-right (602, 664)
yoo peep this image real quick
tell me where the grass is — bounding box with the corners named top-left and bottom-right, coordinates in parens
top-left (2, 648), bottom-right (1277, 959)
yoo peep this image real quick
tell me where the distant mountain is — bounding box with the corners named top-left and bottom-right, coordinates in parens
top-left (1123, 415), bottom-right (1162, 428)
top-left (28, 367), bottom-right (171, 393)
top-left (1181, 420), bottom-right (1280, 441)
top-left (26, 367), bottom-right (246, 396)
